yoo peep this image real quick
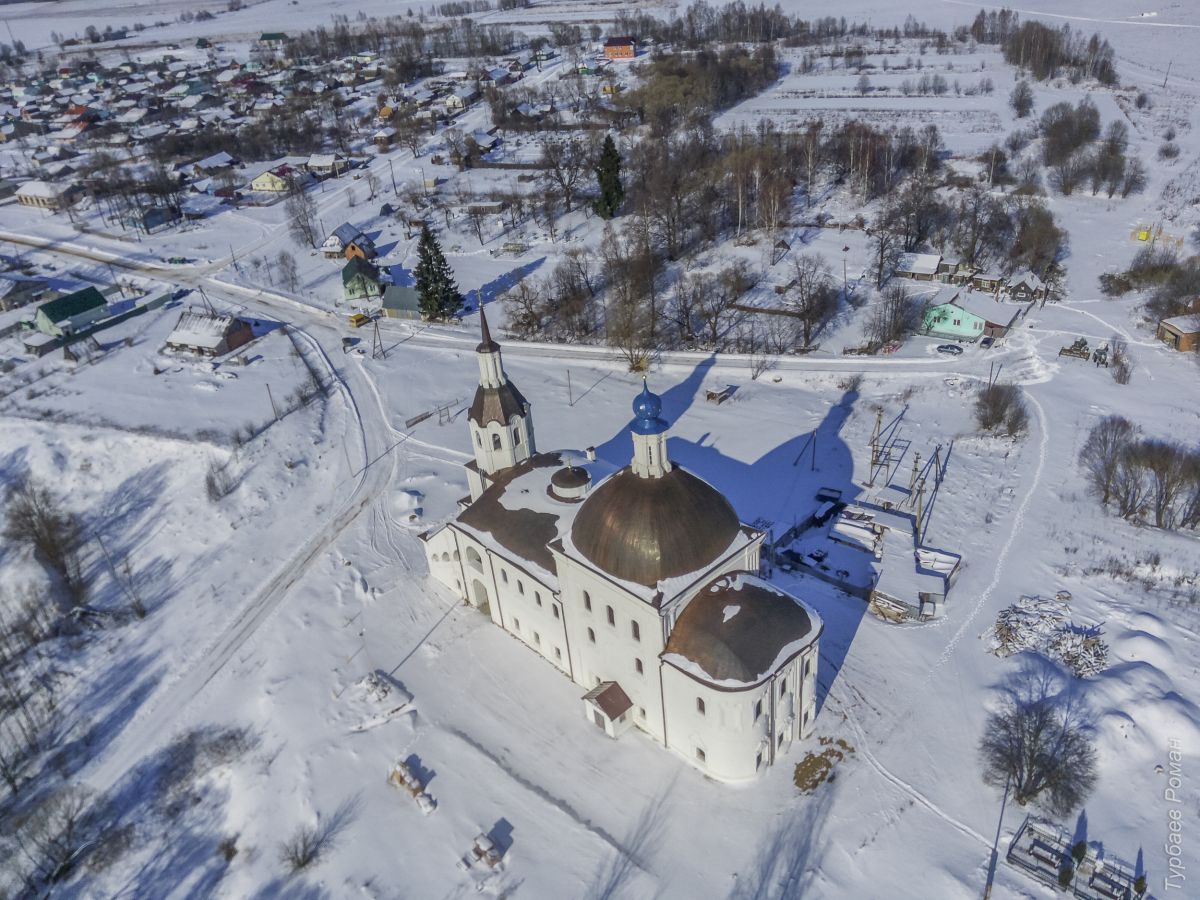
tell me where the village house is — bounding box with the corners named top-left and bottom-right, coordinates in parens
top-left (604, 37), bottom-right (637, 60)
top-left (970, 271), bottom-right (1005, 293)
top-left (0, 275), bottom-right (51, 312)
top-left (420, 311), bottom-right (823, 783)
top-left (1007, 270), bottom-right (1048, 301)
top-left (306, 153), bottom-right (348, 178)
top-left (163, 308), bottom-right (254, 357)
top-left (322, 223), bottom-right (377, 260)
top-left (923, 293), bottom-right (1024, 341)
top-left (249, 164), bottom-right (299, 192)
top-left (894, 252), bottom-right (941, 282)
top-left (342, 257), bottom-right (383, 302)
top-left (33, 286), bottom-right (108, 337)
top-left (16, 179), bottom-right (78, 211)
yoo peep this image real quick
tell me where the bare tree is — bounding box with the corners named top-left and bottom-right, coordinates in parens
top-left (784, 253), bottom-right (838, 348)
top-left (3, 477), bottom-right (85, 606)
top-left (284, 183), bottom-right (319, 248)
top-left (980, 669), bottom-right (1097, 816)
top-left (1139, 439), bottom-right (1190, 529)
top-left (866, 284), bottom-right (923, 346)
top-left (540, 136), bottom-right (588, 212)
top-left (1078, 415), bottom-right (1136, 505)
top-left (277, 251), bottom-right (300, 292)
top-left (975, 383), bottom-right (1029, 437)
top-left (1111, 445), bottom-right (1150, 520)
top-left (12, 786), bottom-right (103, 886)
top-left (503, 279), bottom-right (545, 338)
top-left (364, 169), bottom-right (380, 201)
top-left (1110, 335), bottom-right (1132, 384)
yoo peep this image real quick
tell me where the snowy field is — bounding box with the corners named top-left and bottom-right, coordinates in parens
top-left (2, 0), bottom-right (1200, 898)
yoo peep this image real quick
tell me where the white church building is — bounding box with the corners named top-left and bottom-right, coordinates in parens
top-left (420, 311), bottom-right (823, 783)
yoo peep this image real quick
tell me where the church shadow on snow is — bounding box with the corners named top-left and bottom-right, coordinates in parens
top-left (591, 354), bottom-right (868, 718)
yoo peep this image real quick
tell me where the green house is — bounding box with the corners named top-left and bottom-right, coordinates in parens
top-left (922, 301), bottom-right (985, 341)
top-left (34, 286), bottom-right (108, 337)
top-left (342, 257), bottom-right (382, 302)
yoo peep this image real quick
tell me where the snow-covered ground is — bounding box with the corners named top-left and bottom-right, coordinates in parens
top-left (3, 1), bottom-right (1200, 898)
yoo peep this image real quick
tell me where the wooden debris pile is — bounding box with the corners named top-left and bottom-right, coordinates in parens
top-left (987, 594), bottom-right (1108, 678)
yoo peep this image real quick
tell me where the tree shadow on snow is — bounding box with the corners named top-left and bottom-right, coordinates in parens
top-left (584, 775), bottom-right (675, 900)
top-left (728, 785), bottom-right (835, 900)
top-left (463, 258), bottom-right (546, 313)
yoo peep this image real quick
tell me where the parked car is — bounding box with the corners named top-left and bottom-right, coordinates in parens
top-left (980, 336), bottom-right (995, 348)
top-left (348, 312), bottom-right (371, 328)
top-left (936, 344), bottom-right (963, 355)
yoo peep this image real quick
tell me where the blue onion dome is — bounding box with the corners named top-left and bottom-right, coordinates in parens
top-left (631, 379), bottom-right (668, 435)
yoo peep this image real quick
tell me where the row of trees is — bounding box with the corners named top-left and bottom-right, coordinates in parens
top-left (1079, 416), bottom-right (1200, 530)
top-left (1100, 245), bottom-right (1200, 321)
top-left (871, 183), bottom-right (1067, 284)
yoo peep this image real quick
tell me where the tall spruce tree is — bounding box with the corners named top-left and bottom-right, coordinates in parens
top-left (593, 134), bottom-right (624, 219)
top-left (414, 224), bottom-right (462, 320)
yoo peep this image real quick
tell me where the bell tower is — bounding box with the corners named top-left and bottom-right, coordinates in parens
top-left (466, 306), bottom-right (535, 500)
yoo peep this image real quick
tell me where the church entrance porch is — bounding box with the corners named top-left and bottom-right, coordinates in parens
top-left (581, 682), bottom-right (634, 739)
top-left (471, 579), bottom-right (490, 614)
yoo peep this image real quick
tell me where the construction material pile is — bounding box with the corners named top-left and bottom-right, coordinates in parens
top-left (987, 593), bottom-right (1108, 678)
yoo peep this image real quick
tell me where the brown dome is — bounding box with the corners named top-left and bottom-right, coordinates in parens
top-left (570, 466), bottom-right (741, 588)
top-left (551, 466), bottom-right (590, 489)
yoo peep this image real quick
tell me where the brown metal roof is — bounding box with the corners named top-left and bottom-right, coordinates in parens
top-left (456, 453), bottom-right (562, 573)
top-left (664, 574), bottom-right (818, 688)
top-left (468, 380), bottom-right (528, 427)
top-left (582, 681), bottom-right (632, 720)
top-left (550, 465), bottom-right (589, 489)
top-left (569, 465), bottom-right (741, 588)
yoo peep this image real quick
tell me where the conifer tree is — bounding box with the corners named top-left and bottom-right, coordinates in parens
top-left (593, 134), bottom-right (624, 219)
top-left (414, 224), bottom-right (463, 320)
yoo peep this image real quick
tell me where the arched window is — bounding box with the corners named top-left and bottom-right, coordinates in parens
top-left (492, 433), bottom-right (502, 451)
top-left (475, 433), bottom-right (482, 448)
top-left (631, 621), bottom-right (640, 641)
top-left (513, 427), bottom-right (521, 446)
top-left (465, 546), bottom-right (483, 571)
top-left (583, 591), bottom-right (592, 611)
top-left (501, 569), bottom-right (508, 584)
top-left (606, 606), bottom-right (615, 626)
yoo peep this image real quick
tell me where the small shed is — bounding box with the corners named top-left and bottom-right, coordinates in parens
top-left (1158, 314), bottom-right (1200, 352)
top-left (382, 284), bottom-right (421, 320)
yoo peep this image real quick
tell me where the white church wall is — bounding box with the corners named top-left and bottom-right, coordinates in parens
top-left (487, 557), bottom-right (570, 676)
top-left (553, 551), bottom-right (668, 744)
top-left (421, 527), bottom-right (466, 599)
top-left (661, 665), bottom-right (772, 783)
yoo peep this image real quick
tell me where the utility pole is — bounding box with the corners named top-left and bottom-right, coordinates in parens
top-left (1163, 60), bottom-right (1172, 89)
top-left (266, 383), bottom-right (280, 421)
top-left (388, 158), bottom-right (398, 195)
top-left (567, 368), bottom-right (573, 405)
top-left (842, 245), bottom-right (849, 299)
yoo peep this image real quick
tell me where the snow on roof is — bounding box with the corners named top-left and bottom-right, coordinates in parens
top-left (17, 180), bottom-right (66, 199)
top-left (953, 293), bottom-right (1023, 326)
top-left (166, 309), bottom-right (239, 350)
top-left (454, 451), bottom-right (617, 591)
top-left (895, 252), bottom-right (941, 276)
top-left (1161, 313), bottom-right (1200, 333)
